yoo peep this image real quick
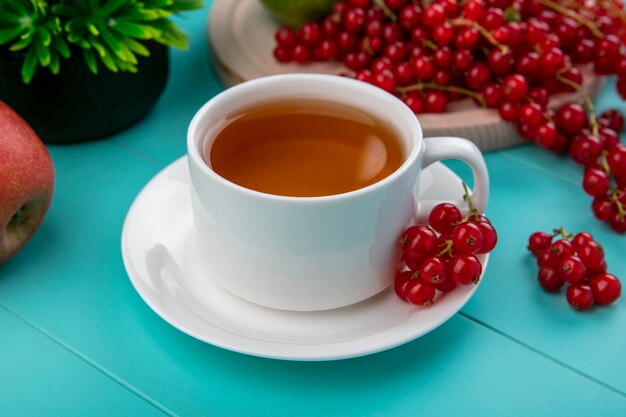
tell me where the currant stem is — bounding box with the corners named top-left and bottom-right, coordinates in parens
top-left (395, 82), bottom-right (487, 107)
top-left (539, 0), bottom-right (604, 39)
top-left (436, 239), bottom-right (454, 258)
top-left (599, 151), bottom-right (612, 177)
top-left (449, 18), bottom-right (508, 53)
top-left (362, 36), bottom-right (373, 55)
top-left (552, 226), bottom-right (574, 240)
top-left (555, 73), bottom-right (599, 136)
top-left (422, 39), bottom-right (438, 50)
top-left (373, 0), bottom-right (398, 21)
top-left (462, 182), bottom-right (479, 219)
top-left (611, 191), bottom-right (626, 222)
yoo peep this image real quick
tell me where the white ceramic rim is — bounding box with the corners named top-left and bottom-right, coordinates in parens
top-left (187, 74), bottom-right (424, 203)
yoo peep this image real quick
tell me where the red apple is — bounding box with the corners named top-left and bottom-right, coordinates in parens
top-left (0, 101), bottom-right (54, 265)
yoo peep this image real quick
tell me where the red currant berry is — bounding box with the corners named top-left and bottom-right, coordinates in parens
top-left (419, 256), bottom-right (447, 284)
top-left (321, 16), bottom-right (340, 37)
top-left (501, 74), bottom-right (529, 103)
top-left (448, 254), bottom-right (482, 285)
top-left (436, 277), bottom-right (458, 293)
top-left (372, 57), bottom-right (393, 74)
top-left (291, 44), bottom-right (311, 63)
top-left (528, 87), bottom-right (549, 108)
top-left (598, 128), bottom-right (619, 151)
top-left (609, 212), bottom-right (626, 233)
top-left (433, 22), bottom-right (455, 46)
top-left (275, 27), bottom-right (297, 48)
top-left (537, 250), bottom-right (553, 267)
top-left (298, 23), bottom-right (322, 47)
top-left (571, 232), bottom-right (593, 251)
top-left (345, 9), bottom-right (367, 33)
top-left (598, 109), bottom-right (624, 132)
top-left (472, 220), bottom-right (497, 254)
top-left (337, 31), bottom-right (357, 51)
top-left (481, 83), bottom-right (502, 108)
top-left (434, 47), bottom-right (452, 68)
top-left (423, 4), bottom-right (445, 28)
top-left (538, 265), bottom-right (564, 292)
top-left (519, 103), bottom-right (544, 128)
top-left (405, 280), bottom-right (436, 306)
top-left (487, 49), bottom-right (515, 76)
top-left (540, 47), bottom-right (566, 75)
top-left (549, 239), bottom-right (574, 265)
top-left (569, 134), bottom-right (603, 165)
top-left (394, 270), bottom-right (414, 301)
top-left (572, 38), bottom-right (595, 64)
top-left (452, 49), bottom-right (473, 70)
top-left (526, 18), bottom-right (550, 45)
top-left (355, 69), bottom-right (372, 83)
top-left (577, 241), bottom-right (605, 270)
top-left (451, 222), bottom-right (484, 254)
top-left (566, 283), bottom-right (594, 311)
top-left (535, 122), bottom-right (566, 152)
top-left (372, 71), bottom-right (397, 92)
top-left (558, 255), bottom-right (587, 284)
top-left (399, 5), bottom-right (422, 30)
top-left (586, 259), bottom-right (608, 279)
top-left (382, 22), bottom-right (402, 43)
top-left (582, 168), bottom-right (610, 197)
top-left (273, 47), bottom-right (291, 63)
top-left (403, 92), bottom-right (424, 114)
top-left (555, 103), bottom-right (587, 134)
top-left (528, 232), bottom-right (553, 255)
top-left (454, 27), bottom-right (479, 50)
top-left (516, 52), bottom-right (540, 79)
top-left (498, 101), bottom-right (519, 122)
top-left (401, 225), bottom-right (437, 264)
top-left (366, 20), bottom-right (382, 37)
top-left (463, 0), bottom-right (484, 22)
top-left (413, 56), bottom-right (435, 81)
top-left (466, 63), bottom-right (491, 91)
top-left (592, 197), bottom-right (616, 222)
top-left (316, 39), bottom-right (338, 60)
top-left (429, 203), bottom-right (462, 234)
top-left (395, 62), bottom-right (415, 86)
top-left (481, 7), bottom-right (504, 30)
top-left (589, 273), bottom-right (622, 305)
top-left (608, 144), bottom-right (626, 176)
top-left (410, 26), bottom-right (428, 43)
top-left (424, 90), bottom-right (448, 113)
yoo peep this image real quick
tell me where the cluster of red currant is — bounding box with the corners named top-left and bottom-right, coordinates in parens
top-left (528, 228), bottom-right (622, 310)
top-left (394, 185), bottom-right (497, 306)
top-left (273, 0), bottom-right (626, 233)
top-left (583, 140), bottom-right (626, 233)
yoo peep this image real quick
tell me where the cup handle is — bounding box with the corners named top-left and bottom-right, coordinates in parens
top-left (421, 136), bottom-right (490, 215)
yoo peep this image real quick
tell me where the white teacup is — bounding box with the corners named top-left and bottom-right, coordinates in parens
top-left (187, 74), bottom-right (489, 312)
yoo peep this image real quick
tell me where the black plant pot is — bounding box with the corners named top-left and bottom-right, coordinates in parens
top-left (0, 42), bottom-right (169, 144)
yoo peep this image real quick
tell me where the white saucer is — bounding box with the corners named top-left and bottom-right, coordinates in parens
top-left (121, 157), bottom-right (488, 361)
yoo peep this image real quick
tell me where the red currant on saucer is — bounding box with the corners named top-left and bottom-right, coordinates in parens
top-left (405, 280), bottom-right (436, 307)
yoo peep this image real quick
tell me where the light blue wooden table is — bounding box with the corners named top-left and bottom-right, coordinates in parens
top-left (1, 3), bottom-right (625, 416)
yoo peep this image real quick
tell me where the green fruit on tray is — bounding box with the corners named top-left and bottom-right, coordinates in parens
top-left (259, 0), bottom-right (338, 28)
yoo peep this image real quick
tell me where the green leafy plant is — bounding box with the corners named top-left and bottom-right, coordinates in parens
top-left (0, 0), bottom-right (202, 83)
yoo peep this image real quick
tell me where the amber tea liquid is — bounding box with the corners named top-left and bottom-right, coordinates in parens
top-left (206, 100), bottom-right (404, 197)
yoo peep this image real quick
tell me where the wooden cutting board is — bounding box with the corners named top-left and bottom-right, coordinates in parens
top-left (207, 0), bottom-right (605, 151)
